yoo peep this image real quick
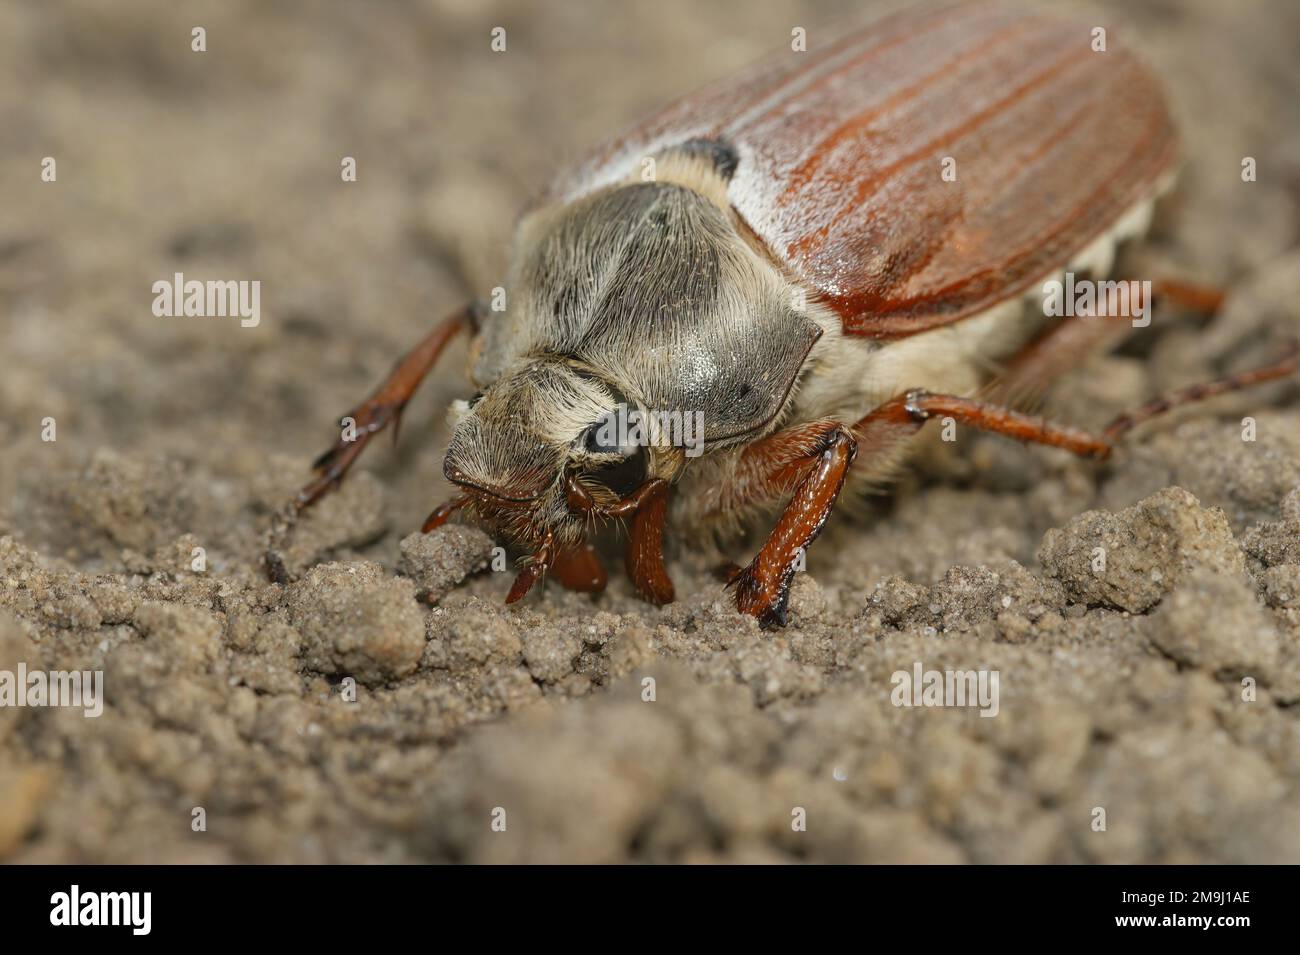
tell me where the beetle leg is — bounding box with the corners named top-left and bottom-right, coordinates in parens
top-left (624, 481), bottom-right (674, 605)
top-left (566, 472), bottom-right (669, 520)
top-left (730, 426), bottom-right (857, 627)
top-left (506, 532), bottom-right (554, 604)
top-left (870, 391), bottom-right (1113, 457)
top-left (501, 478), bottom-right (670, 605)
top-left (724, 340), bottom-right (1297, 627)
top-left (565, 474), bottom-right (675, 603)
top-left (563, 471), bottom-right (599, 515)
top-left (693, 420), bottom-right (845, 617)
top-left (1102, 341), bottom-right (1299, 443)
top-left (551, 542), bottom-right (608, 593)
top-left (297, 304), bottom-right (476, 509)
top-left (877, 340), bottom-right (1300, 458)
top-left (421, 495), bottom-right (468, 532)
top-left (1147, 278), bottom-right (1225, 316)
top-left (990, 318), bottom-right (1130, 408)
top-left (706, 421), bottom-right (846, 516)
top-left (991, 278), bottom-right (1227, 406)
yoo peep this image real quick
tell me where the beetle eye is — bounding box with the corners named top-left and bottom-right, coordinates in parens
top-left (583, 413), bottom-right (624, 455)
top-left (578, 413), bottom-right (647, 497)
top-left (588, 444), bottom-right (647, 498)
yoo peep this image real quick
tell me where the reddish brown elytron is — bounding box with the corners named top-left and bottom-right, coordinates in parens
top-left (291, 4), bottom-right (1298, 627)
top-left (552, 2), bottom-right (1176, 338)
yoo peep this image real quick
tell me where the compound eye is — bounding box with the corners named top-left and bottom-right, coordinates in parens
top-left (583, 413), bottom-right (625, 455)
top-left (589, 443), bottom-right (647, 498)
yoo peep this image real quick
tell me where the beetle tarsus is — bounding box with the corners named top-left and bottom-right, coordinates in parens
top-left (297, 410), bottom-right (389, 509)
top-left (295, 306), bottom-right (470, 510)
top-left (1103, 340), bottom-right (1299, 443)
top-left (505, 533), bottom-right (554, 604)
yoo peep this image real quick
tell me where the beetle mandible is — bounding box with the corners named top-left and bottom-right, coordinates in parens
top-left (293, 3), bottom-right (1298, 627)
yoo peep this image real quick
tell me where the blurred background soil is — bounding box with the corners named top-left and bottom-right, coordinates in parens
top-left (2, 0), bottom-right (1300, 862)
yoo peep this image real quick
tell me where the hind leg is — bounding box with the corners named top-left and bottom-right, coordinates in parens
top-left (869, 339), bottom-right (1298, 465)
top-left (991, 278), bottom-right (1226, 405)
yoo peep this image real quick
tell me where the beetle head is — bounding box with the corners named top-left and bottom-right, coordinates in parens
top-left (443, 358), bottom-right (655, 551)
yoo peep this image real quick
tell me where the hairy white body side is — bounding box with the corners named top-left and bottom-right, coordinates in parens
top-left (670, 186), bottom-right (1165, 545)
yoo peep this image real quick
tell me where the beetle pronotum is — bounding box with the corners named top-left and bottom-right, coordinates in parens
top-left (294, 3), bottom-right (1297, 627)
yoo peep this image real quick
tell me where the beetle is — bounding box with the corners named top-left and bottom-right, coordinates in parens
top-left (293, 2), bottom-right (1297, 626)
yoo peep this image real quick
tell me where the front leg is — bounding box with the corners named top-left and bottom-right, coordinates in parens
top-left (730, 426), bottom-right (857, 627)
top-left (297, 303), bottom-right (475, 509)
top-left (624, 480), bottom-right (674, 605)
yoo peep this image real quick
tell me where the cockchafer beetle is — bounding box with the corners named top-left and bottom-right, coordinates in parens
top-left (294, 2), bottom-right (1298, 627)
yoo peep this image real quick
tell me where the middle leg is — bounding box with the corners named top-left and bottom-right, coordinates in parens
top-left (719, 340), bottom-right (1298, 626)
top-left (727, 424), bottom-right (857, 627)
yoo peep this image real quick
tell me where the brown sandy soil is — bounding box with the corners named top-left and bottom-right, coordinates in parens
top-left (2, 0), bottom-right (1300, 863)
